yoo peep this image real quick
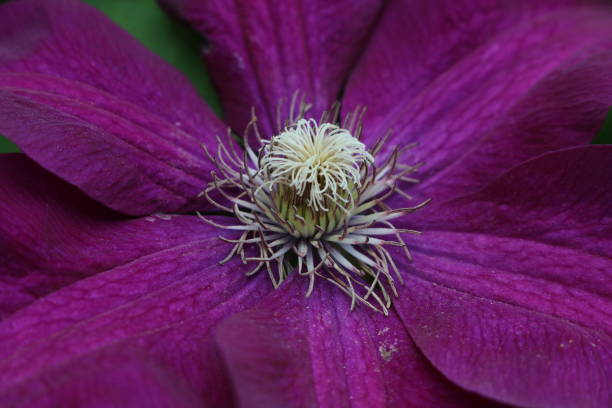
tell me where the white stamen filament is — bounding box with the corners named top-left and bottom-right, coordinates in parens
top-left (199, 94), bottom-right (428, 314)
top-left (261, 119), bottom-right (373, 211)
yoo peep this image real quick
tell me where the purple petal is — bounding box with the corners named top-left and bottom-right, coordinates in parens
top-left (0, 234), bottom-right (271, 406)
top-left (0, 0), bottom-right (229, 215)
top-left (215, 276), bottom-right (501, 408)
top-left (159, 0), bottom-right (383, 135)
top-left (345, 0), bottom-right (606, 124)
top-left (395, 146), bottom-right (612, 407)
top-left (345, 2), bottom-right (612, 200)
top-left (2, 349), bottom-right (204, 407)
top-left (0, 154), bottom-right (221, 319)
top-left (417, 45), bottom-right (612, 200)
top-left (399, 279), bottom-right (612, 408)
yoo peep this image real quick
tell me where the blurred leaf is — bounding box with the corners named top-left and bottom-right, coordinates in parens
top-left (0, 137), bottom-right (19, 153)
top-left (1, 0), bottom-right (221, 153)
top-left (592, 106), bottom-right (612, 144)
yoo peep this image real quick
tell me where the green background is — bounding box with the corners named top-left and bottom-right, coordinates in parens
top-left (0, 0), bottom-right (610, 152)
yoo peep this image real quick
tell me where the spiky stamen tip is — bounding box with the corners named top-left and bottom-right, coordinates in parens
top-left (200, 93), bottom-right (428, 314)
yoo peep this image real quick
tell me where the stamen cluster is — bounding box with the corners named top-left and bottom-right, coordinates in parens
top-left (200, 96), bottom-right (427, 314)
top-left (261, 118), bottom-right (373, 212)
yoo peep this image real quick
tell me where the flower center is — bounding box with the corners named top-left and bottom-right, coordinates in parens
top-left (199, 96), bottom-right (428, 314)
top-left (259, 119), bottom-right (372, 237)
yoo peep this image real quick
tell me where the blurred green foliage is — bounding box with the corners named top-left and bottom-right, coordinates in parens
top-left (0, 0), bottom-right (220, 153)
top-left (593, 107), bottom-right (612, 144)
top-left (0, 137), bottom-right (18, 154)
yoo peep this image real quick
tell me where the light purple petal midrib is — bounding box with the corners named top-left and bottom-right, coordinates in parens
top-left (305, 309), bottom-right (324, 408)
top-left (308, 294), bottom-right (350, 405)
top-left (413, 47), bottom-right (612, 192)
top-left (6, 89), bottom-right (210, 202)
top-left (0, 72), bottom-right (208, 149)
top-left (403, 237), bottom-right (612, 340)
top-left (411, 242), bottom-right (612, 311)
top-left (386, 307), bottom-right (480, 405)
top-left (413, 228), bottom-right (610, 262)
top-left (411, 144), bottom-right (606, 214)
top-left (0, 246), bottom-right (257, 388)
top-left (372, 9), bottom-right (612, 174)
top-left (403, 272), bottom-right (611, 341)
top-left (395, 281), bottom-right (589, 408)
top-left (2, 80), bottom-right (211, 169)
top-left (369, 7), bottom-right (612, 137)
top-left (232, 0), bottom-right (276, 130)
top-left (0, 236), bottom-right (221, 347)
top-left (11, 90), bottom-right (201, 182)
top-left (294, 0), bottom-right (315, 107)
top-left (1, 275), bottom-right (261, 392)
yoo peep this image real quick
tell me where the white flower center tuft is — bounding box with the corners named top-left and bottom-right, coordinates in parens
top-left (261, 119), bottom-right (373, 212)
top-left (199, 94), bottom-right (428, 315)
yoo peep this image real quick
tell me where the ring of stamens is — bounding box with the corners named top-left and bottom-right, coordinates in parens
top-left (199, 93), bottom-right (429, 315)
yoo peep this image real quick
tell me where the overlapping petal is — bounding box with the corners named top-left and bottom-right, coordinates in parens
top-left (159, 0), bottom-right (384, 136)
top-left (416, 45), bottom-right (612, 200)
top-left (215, 276), bottom-right (501, 408)
top-left (0, 0), bottom-right (229, 215)
top-left (395, 146), bottom-right (612, 407)
top-left (0, 154), bottom-right (221, 319)
top-left (0, 229), bottom-right (271, 406)
top-left (344, 1), bottom-right (612, 200)
top-left (345, 0), bottom-right (609, 125)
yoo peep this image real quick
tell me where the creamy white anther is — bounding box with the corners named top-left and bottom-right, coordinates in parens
top-left (261, 119), bottom-right (373, 212)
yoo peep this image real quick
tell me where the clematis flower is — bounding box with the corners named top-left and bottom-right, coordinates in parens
top-left (1, 0), bottom-right (612, 406)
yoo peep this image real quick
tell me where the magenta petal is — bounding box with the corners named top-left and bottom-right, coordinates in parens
top-left (160, 0), bottom-right (383, 135)
top-left (417, 46), bottom-right (612, 200)
top-left (399, 278), bottom-right (612, 408)
top-left (345, 0), bottom-right (608, 125)
top-left (346, 3), bottom-right (612, 200)
top-left (0, 236), bottom-right (271, 406)
top-left (0, 154), bottom-right (220, 318)
top-left (2, 349), bottom-right (204, 407)
top-left (395, 146), bottom-right (612, 407)
top-left (0, 0), bottom-right (229, 215)
top-left (215, 276), bottom-right (500, 408)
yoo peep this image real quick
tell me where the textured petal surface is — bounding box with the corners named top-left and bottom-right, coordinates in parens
top-left (0, 154), bottom-right (218, 319)
top-left (215, 276), bottom-right (500, 408)
top-left (395, 146), bottom-right (612, 407)
top-left (345, 2), bottom-right (612, 200)
top-left (416, 45), bottom-right (612, 200)
top-left (160, 0), bottom-right (383, 136)
top-left (0, 0), bottom-right (228, 215)
top-left (0, 232), bottom-right (271, 407)
top-left (2, 348), bottom-right (204, 407)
